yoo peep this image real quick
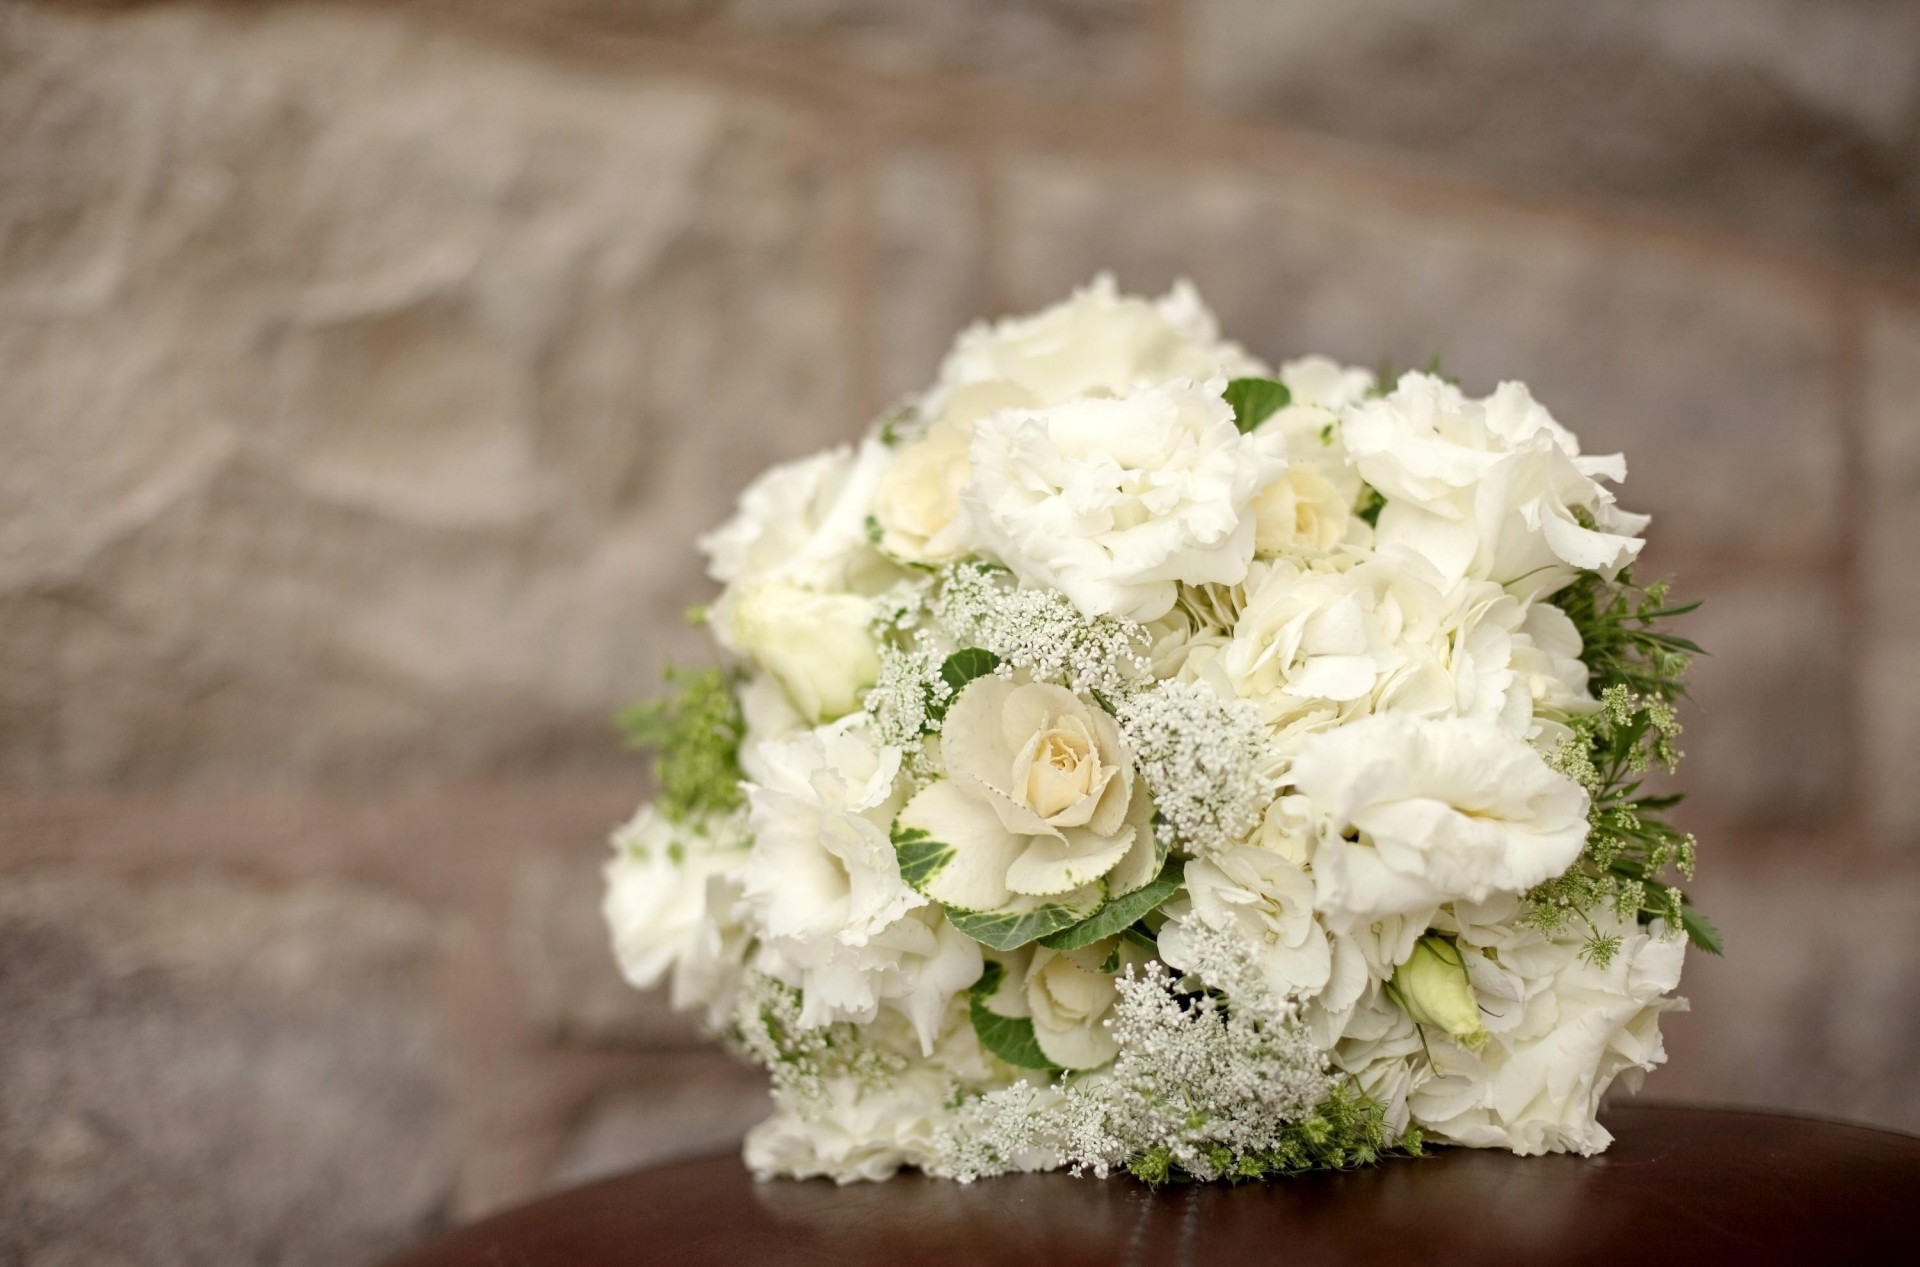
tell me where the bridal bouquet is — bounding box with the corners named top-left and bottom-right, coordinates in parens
top-left (605, 277), bottom-right (1715, 1184)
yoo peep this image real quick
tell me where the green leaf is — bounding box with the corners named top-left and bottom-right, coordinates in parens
top-left (939, 648), bottom-right (1002, 697)
top-left (947, 894), bottom-right (1100, 952)
top-left (968, 959), bottom-right (1006, 1000)
top-left (1223, 377), bottom-right (1290, 433)
top-left (1680, 905), bottom-right (1724, 956)
top-left (891, 823), bottom-right (954, 895)
top-left (1038, 856), bottom-right (1186, 950)
top-left (966, 962), bottom-right (1057, 1072)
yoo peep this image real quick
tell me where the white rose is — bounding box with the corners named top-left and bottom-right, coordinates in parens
top-left (1024, 937), bottom-right (1149, 1069)
top-left (1281, 355), bottom-right (1377, 412)
top-left (603, 805), bottom-right (753, 1027)
top-left (721, 582), bottom-right (880, 723)
top-left (1159, 846), bottom-right (1333, 1001)
top-left (1342, 374), bottom-right (1648, 597)
top-left (1288, 713), bottom-right (1589, 929)
top-left (1408, 909), bottom-right (1686, 1156)
top-left (963, 379), bottom-right (1281, 620)
top-left (925, 273), bottom-right (1265, 419)
top-left (896, 677), bottom-right (1158, 919)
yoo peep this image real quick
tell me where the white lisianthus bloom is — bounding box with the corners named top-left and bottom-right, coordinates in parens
top-left (1405, 907), bottom-right (1687, 1156)
top-left (1342, 374), bottom-right (1648, 597)
top-left (963, 379), bottom-right (1281, 621)
top-left (1181, 555), bottom-right (1444, 753)
top-left (924, 273), bottom-right (1266, 420)
top-left (700, 438), bottom-right (895, 594)
top-left (1159, 847), bottom-right (1332, 1001)
top-left (721, 582), bottom-right (880, 723)
top-left (1288, 713), bottom-right (1589, 929)
top-left (603, 805), bottom-right (754, 1027)
top-left (895, 677), bottom-right (1158, 915)
top-left (742, 720), bottom-right (924, 1029)
top-left (756, 903), bottom-right (983, 1054)
top-left (744, 1063), bottom-right (958, 1184)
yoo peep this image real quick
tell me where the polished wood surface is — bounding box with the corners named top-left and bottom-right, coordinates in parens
top-left (387, 1105), bottom-right (1918, 1265)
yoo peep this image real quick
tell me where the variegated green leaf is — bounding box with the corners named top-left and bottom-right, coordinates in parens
top-left (946, 891), bottom-right (1102, 952)
top-left (1038, 856), bottom-right (1186, 951)
top-left (891, 823), bottom-right (955, 895)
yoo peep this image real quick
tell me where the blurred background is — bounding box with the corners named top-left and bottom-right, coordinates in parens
top-left (3, 1), bottom-right (1917, 1262)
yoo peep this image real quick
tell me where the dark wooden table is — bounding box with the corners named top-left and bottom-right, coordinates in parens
top-left (386, 1105), bottom-right (1919, 1265)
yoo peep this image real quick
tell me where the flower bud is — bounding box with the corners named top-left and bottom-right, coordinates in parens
top-left (1389, 935), bottom-right (1488, 1050)
top-left (724, 582), bottom-right (879, 723)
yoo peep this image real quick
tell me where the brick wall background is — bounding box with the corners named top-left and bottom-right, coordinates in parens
top-left (3, 2), bottom-right (1917, 1262)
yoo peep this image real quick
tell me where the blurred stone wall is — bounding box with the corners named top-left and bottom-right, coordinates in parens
top-left (2, 1), bottom-right (1916, 1263)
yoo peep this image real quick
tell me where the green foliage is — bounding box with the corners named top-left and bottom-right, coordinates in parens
top-left (967, 961), bottom-right (1060, 1072)
top-left (1038, 856), bottom-right (1184, 951)
top-left (947, 893), bottom-right (1103, 951)
top-left (939, 648), bottom-right (1002, 699)
top-left (1552, 569), bottom-right (1701, 703)
top-left (891, 823), bottom-right (956, 895)
top-left (1223, 377), bottom-right (1291, 433)
top-left (1355, 485), bottom-right (1387, 527)
top-left (1123, 1084), bottom-right (1424, 1184)
top-left (615, 667), bottom-right (746, 822)
top-left (1528, 570), bottom-right (1716, 960)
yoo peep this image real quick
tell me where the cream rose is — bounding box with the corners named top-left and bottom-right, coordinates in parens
top-left (895, 677), bottom-right (1158, 919)
top-left (1250, 463), bottom-right (1360, 558)
top-left (1025, 937), bottom-right (1148, 1069)
top-left (721, 582), bottom-right (880, 723)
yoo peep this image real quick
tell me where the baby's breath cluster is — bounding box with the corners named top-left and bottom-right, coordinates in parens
top-left (603, 275), bottom-right (1707, 1188)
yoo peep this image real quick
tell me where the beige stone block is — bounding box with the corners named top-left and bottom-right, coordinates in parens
top-left (1675, 577), bottom-right (1849, 833)
top-left (0, 870), bottom-right (454, 1266)
top-left (0, 4), bottom-right (854, 788)
top-left (870, 149), bottom-right (987, 405)
top-left (1652, 859), bottom-right (1920, 1133)
top-left (1190, 0), bottom-right (1920, 268)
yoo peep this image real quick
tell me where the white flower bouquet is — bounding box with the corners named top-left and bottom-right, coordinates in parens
top-left (605, 277), bottom-right (1715, 1184)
